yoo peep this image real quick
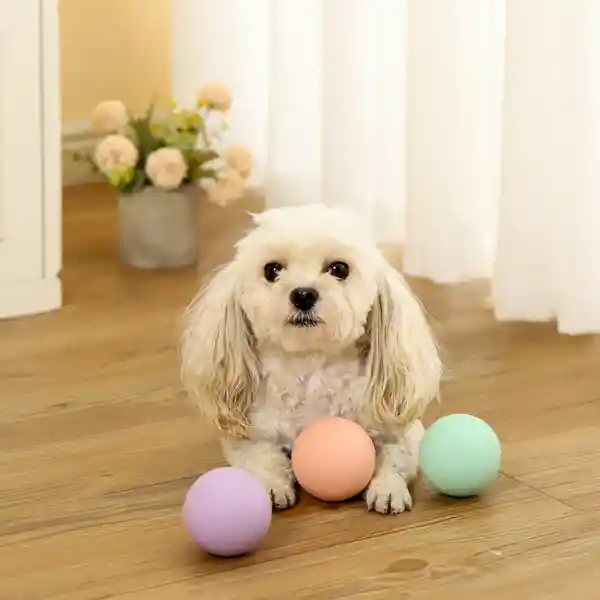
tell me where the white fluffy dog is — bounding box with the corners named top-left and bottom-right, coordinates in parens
top-left (180, 204), bottom-right (442, 515)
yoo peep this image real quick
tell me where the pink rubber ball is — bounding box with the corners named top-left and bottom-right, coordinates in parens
top-left (292, 417), bottom-right (376, 502)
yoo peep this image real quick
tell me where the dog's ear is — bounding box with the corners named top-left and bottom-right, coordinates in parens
top-left (180, 262), bottom-right (259, 438)
top-left (364, 263), bottom-right (442, 426)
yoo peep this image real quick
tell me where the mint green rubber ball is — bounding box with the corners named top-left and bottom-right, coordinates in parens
top-left (419, 414), bottom-right (501, 498)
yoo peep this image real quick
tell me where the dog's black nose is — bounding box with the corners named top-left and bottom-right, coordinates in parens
top-left (290, 287), bottom-right (319, 311)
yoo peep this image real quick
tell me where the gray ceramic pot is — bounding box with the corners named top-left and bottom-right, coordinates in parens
top-left (118, 185), bottom-right (199, 269)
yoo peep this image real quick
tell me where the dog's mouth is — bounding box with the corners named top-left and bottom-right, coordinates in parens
top-left (286, 312), bottom-right (324, 328)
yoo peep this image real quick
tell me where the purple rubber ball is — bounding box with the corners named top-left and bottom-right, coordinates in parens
top-left (182, 467), bottom-right (272, 557)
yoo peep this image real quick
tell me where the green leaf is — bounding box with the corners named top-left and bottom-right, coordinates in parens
top-left (164, 131), bottom-right (197, 151)
top-left (106, 166), bottom-right (137, 192)
top-left (145, 98), bottom-right (156, 121)
top-left (121, 168), bottom-right (147, 194)
top-left (185, 148), bottom-right (220, 181)
top-left (129, 102), bottom-right (161, 162)
top-left (193, 168), bottom-right (218, 180)
top-left (195, 148), bottom-right (219, 164)
top-left (72, 150), bottom-right (95, 166)
top-left (72, 151), bottom-right (99, 174)
top-left (133, 121), bottom-right (159, 160)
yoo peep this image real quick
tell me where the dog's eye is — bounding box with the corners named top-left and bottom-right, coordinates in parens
top-left (326, 261), bottom-right (350, 280)
top-left (264, 262), bottom-right (284, 282)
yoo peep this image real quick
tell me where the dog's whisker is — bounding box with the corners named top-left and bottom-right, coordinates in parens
top-left (286, 311), bottom-right (324, 328)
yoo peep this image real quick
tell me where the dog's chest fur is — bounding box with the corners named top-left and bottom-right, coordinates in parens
top-left (249, 351), bottom-right (369, 445)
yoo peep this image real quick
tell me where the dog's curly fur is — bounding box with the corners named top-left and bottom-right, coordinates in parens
top-left (180, 204), bottom-right (442, 514)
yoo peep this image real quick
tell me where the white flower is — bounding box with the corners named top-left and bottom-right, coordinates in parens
top-left (196, 84), bottom-right (231, 111)
top-left (94, 134), bottom-right (138, 174)
top-left (91, 100), bottom-right (128, 133)
top-left (223, 146), bottom-right (252, 179)
top-left (202, 167), bottom-right (245, 207)
top-left (145, 148), bottom-right (188, 190)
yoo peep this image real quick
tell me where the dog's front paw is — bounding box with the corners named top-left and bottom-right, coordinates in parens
top-left (265, 476), bottom-right (297, 510)
top-left (365, 473), bottom-right (413, 515)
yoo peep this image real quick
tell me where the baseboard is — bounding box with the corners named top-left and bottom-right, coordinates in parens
top-left (0, 277), bottom-right (62, 320)
top-left (62, 119), bottom-right (103, 186)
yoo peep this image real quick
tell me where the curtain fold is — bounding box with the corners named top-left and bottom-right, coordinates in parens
top-left (266, 0), bottom-right (322, 207)
top-left (171, 0), bottom-right (270, 185)
top-left (494, 0), bottom-right (600, 333)
top-left (172, 0), bottom-right (600, 334)
top-left (321, 0), bottom-right (408, 243)
top-left (404, 0), bottom-right (503, 283)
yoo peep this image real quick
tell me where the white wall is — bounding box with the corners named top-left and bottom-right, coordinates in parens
top-left (60, 0), bottom-right (172, 123)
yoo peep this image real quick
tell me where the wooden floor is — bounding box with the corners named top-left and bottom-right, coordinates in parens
top-left (2, 183), bottom-right (600, 599)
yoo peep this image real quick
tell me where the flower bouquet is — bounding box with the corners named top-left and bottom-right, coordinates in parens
top-left (74, 84), bottom-right (252, 269)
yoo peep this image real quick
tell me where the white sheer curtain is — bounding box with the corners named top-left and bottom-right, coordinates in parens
top-left (173, 0), bottom-right (600, 335)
